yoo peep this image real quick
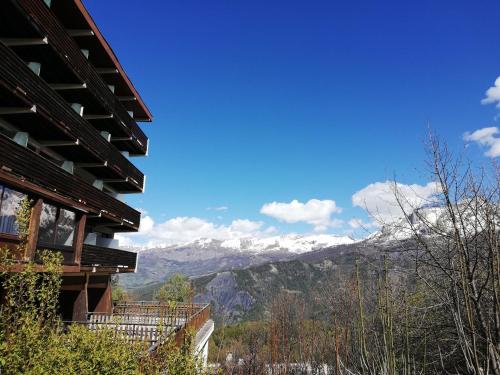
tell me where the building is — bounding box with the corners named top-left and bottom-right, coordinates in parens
top-left (0, 1), bottom-right (214, 357)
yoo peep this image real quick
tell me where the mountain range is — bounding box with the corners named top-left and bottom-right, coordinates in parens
top-left (119, 234), bottom-right (357, 290)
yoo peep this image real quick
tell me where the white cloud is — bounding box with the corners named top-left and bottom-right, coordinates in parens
top-left (230, 219), bottom-right (264, 233)
top-left (463, 127), bottom-right (500, 157)
top-left (481, 77), bottom-right (500, 108)
top-left (206, 206), bottom-right (229, 211)
top-left (116, 215), bottom-right (267, 248)
top-left (352, 181), bottom-right (439, 224)
top-left (260, 199), bottom-right (342, 232)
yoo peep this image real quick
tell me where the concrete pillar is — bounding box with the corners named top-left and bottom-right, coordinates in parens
top-left (100, 131), bottom-right (111, 142)
top-left (61, 161), bottom-right (74, 174)
top-left (13, 132), bottom-right (29, 147)
top-left (92, 179), bottom-right (103, 190)
top-left (71, 103), bottom-right (84, 117)
top-left (27, 62), bottom-right (41, 76)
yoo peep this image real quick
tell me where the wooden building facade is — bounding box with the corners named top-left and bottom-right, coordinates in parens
top-left (0, 0), bottom-right (151, 321)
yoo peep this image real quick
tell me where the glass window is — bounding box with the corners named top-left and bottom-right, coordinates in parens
top-left (0, 185), bottom-right (26, 235)
top-left (55, 209), bottom-right (75, 246)
top-left (38, 203), bottom-right (57, 244)
top-left (38, 203), bottom-right (75, 248)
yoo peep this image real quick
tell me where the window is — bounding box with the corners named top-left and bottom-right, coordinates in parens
top-left (0, 185), bottom-right (26, 235)
top-left (38, 203), bottom-right (75, 248)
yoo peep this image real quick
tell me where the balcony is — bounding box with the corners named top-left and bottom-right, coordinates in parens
top-left (0, 134), bottom-right (141, 230)
top-left (5, 0), bottom-right (150, 156)
top-left (74, 302), bottom-right (212, 353)
top-left (49, 0), bottom-right (153, 123)
top-left (0, 40), bottom-right (145, 193)
top-left (81, 244), bottom-right (137, 273)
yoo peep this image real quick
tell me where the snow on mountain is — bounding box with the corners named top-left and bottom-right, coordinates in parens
top-left (219, 234), bottom-right (356, 254)
top-left (367, 205), bottom-right (450, 243)
top-left (128, 234), bottom-right (357, 254)
top-left (119, 234), bottom-right (359, 289)
top-left (136, 234), bottom-right (358, 255)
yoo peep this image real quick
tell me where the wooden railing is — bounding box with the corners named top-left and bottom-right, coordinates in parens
top-left (85, 313), bottom-right (179, 344)
top-left (74, 302), bottom-right (211, 351)
top-left (0, 40), bottom-right (145, 191)
top-left (81, 244), bottom-right (137, 271)
top-left (0, 134), bottom-right (141, 229)
top-left (12, 0), bottom-right (149, 155)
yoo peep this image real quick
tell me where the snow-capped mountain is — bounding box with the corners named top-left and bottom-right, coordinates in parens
top-left (119, 234), bottom-right (358, 289)
top-left (132, 233), bottom-right (357, 254)
top-left (367, 205), bottom-right (458, 244)
top-left (176, 234), bottom-right (356, 254)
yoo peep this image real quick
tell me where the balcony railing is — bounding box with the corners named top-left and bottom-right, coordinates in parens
top-left (81, 244), bottom-right (137, 272)
top-left (0, 134), bottom-right (141, 229)
top-left (0, 40), bottom-right (145, 192)
top-left (12, 0), bottom-right (149, 156)
top-left (73, 302), bottom-right (211, 351)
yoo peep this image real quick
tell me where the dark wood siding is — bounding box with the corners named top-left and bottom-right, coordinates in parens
top-left (0, 40), bottom-right (144, 191)
top-left (0, 134), bottom-right (140, 229)
top-left (11, 0), bottom-right (149, 155)
top-left (81, 244), bottom-right (137, 271)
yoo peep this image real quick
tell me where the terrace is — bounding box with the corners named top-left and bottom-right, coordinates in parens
top-left (68, 302), bottom-right (213, 363)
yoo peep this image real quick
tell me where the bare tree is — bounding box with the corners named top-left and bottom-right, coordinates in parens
top-left (393, 133), bottom-right (500, 374)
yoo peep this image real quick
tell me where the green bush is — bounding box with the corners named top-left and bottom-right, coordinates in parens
top-left (0, 199), bottom-right (206, 374)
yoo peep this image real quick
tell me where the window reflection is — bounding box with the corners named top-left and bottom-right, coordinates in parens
top-left (56, 209), bottom-right (75, 246)
top-left (38, 203), bottom-right (57, 244)
top-left (0, 185), bottom-right (26, 235)
top-left (38, 203), bottom-right (75, 247)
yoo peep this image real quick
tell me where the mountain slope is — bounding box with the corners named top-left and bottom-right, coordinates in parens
top-left (131, 238), bottom-right (393, 324)
top-left (119, 234), bottom-right (356, 290)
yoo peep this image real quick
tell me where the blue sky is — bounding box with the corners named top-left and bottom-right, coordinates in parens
top-left (85, 0), bottom-right (500, 245)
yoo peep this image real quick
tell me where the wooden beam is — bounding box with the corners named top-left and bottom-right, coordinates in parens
top-left (25, 198), bottom-right (43, 261)
top-left (72, 274), bottom-right (89, 321)
top-left (0, 105), bottom-right (36, 115)
top-left (1, 36), bottom-right (48, 47)
top-left (4, 263), bottom-right (80, 273)
top-left (74, 161), bottom-right (108, 168)
top-left (49, 83), bottom-right (87, 90)
top-left (95, 68), bottom-right (119, 74)
top-left (39, 139), bottom-right (79, 147)
top-left (60, 284), bottom-right (85, 291)
top-left (102, 178), bottom-right (128, 183)
top-left (0, 169), bottom-right (90, 215)
top-left (83, 114), bottom-right (113, 120)
top-left (110, 136), bottom-right (132, 142)
top-left (67, 29), bottom-right (94, 37)
top-left (73, 213), bottom-right (87, 265)
top-left (117, 96), bottom-right (137, 102)
top-left (93, 276), bottom-right (112, 314)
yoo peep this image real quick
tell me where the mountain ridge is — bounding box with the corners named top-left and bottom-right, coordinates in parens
top-left (119, 233), bottom-right (358, 289)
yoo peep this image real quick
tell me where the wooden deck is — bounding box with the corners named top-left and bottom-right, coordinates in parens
top-left (74, 302), bottom-right (211, 351)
